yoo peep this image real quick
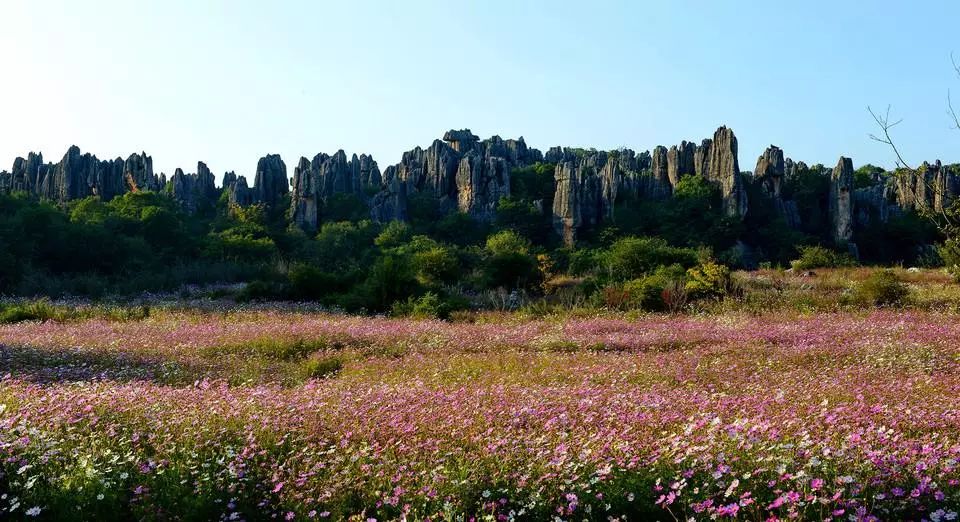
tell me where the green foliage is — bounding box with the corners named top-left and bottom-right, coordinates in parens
top-left (684, 260), bottom-right (732, 298)
top-left (790, 245), bottom-right (857, 271)
top-left (483, 231), bottom-right (541, 290)
top-left (412, 244), bottom-right (460, 286)
top-left (359, 254), bottom-right (421, 312)
top-left (431, 212), bottom-right (487, 246)
top-left (783, 164), bottom-right (830, 238)
top-left (495, 197), bottom-right (549, 244)
top-left (0, 299), bottom-right (65, 323)
top-left (602, 237), bottom-right (699, 282)
top-left (322, 193), bottom-right (368, 222)
top-left (612, 176), bottom-right (740, 254)
top-left (286, 263), bottom-right (348, 301)
top-left (622, 264), bottom-right (688, 311)
top-left (941, 237), bottom-right (960, 281)
top-left (390, 291), bottom-right (464, 320)
top-left (673, 174), bottom-right (714, 201)
top-left (509, 162), bottom-right (555, 202)
top-left (856, 211), bottom-right (941, 265)
top-left (302, 354), bottom-right (345, 379)
top-left (206, 336), bottom-right (330, 361)
top-left (311, 220), bottom-right (378, 271)
top-left (854, 164), bottom-right (885, 189)
top-left (854, 270), bottom-right (909, 307)
top-left (374, 220), bottom-right (413, 249)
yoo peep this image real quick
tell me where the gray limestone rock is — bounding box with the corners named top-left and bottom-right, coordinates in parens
top-left (706, 126), bottom-right (747, 218)
top-left (830, 157), bottom-right (855, 244)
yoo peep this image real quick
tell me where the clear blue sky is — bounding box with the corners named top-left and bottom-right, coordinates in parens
top-left (2, 0), bottom-right (959, 183)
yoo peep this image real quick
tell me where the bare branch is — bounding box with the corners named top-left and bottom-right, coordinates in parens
top-left (949, 90), bottom-right (960, 131)
top-left (952, 54), bottom-right (960, 132)
top-left (868, 104), bottom-right (912, 171)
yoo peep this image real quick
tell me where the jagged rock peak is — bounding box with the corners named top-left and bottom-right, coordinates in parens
top-left (253, 154), bottom-right (288, 207)
top-left (169, 162), bottom-right (218, 212)
top-left (289, 150), bottom-right (381, 233)
top-left (123, 152), bottom-right (161, 193)
top-left (666, 141), bottom-right (696, 186)
top-left (706, 126), bottom-right (747, 218)
top-left (552, 150), bottom-right (619, 246)
top-left (442, 129), bottom-right (480, 152)
top-left (830, 156), bottom-right (855, 244)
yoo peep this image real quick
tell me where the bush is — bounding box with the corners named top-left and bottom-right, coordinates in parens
top-left (301, 354), bottom-right (344, 379)
top-left (0, 300), bottom-right (65, 323)
top-left (684, 261), bottom-right (732, 298)
top-left (603, 237), bottom-right (698, 282)
top-left (238, 279), bottom-right (287, 301)
top-left (287, 263), bottom-right (341, 300)
top-left (622, 264), bottom-right (688, 311)
top-left (360, 254), bottom-right (420, 312)
top-left (483, 231), bottom-right (541, 290)
top-left (854, 270), bottom-right (909, 307)
top-left (790, 245), bottom-right (857, 271)
top-left (941, 238), bottom-right (960, 281)
top-left (205, 337), bottom-right (328, 361)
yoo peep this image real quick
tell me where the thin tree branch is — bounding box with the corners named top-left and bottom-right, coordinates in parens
top-left (951, 53), bottom-right (960, 131)
top-left (868, 105), bottom-right (912, 171)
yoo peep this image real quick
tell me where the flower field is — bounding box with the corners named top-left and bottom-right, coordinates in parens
top-left (2, 310), bottom-right (960, 520)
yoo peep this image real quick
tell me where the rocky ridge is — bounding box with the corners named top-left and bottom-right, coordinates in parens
top-left (3, 125), bottom-right (958, 253)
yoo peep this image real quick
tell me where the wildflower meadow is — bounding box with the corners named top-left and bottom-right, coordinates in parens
top-left (1, 309), bottom-right (959, 520)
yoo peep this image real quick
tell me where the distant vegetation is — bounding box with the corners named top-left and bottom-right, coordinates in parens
top-left (0, 160), bottom-right (954, 317)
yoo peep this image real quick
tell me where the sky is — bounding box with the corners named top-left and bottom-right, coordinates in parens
top-left (1, 0), bottom-right (959, 184)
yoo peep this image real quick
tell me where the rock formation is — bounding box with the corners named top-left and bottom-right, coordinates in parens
top-left (651, 146), bottom-right (669, 191)
top-left (755, 145), bottom-right (800, 228)
top-left (694, 139), bottom-right (712, 178)
top-left (169, 162), bottom-right (217, 212)
top-left (706, 127), bottom-right (747, 218)
top-left (228, 176), bottom-right (254, 207)
top-left (456, 151), bottom-right (510, 221)
top-left (124, 152), bottom-right (162, 193)
top-left (667, 141), bottom-right (696, 186)
top-left (4, 124), bottom-right (955, 250)
top-left (253, 155), bottom-right (288, 207)
top-left (290, 151), bottom-right (382, 233)
top-left (894, 160), bottom-right (960, 214)
top-left (552, 151), bottom-right (620, 245)
top-left (830, 157), bottom-right (855, 244)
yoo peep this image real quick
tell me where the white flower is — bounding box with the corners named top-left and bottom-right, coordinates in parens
top-left (25, 506), bottom-right (42, 516)
top-left (97, 494), bottom-right (104, 500)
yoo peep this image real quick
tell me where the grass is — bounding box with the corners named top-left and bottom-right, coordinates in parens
top-left (1, 268), bottom-right (960, 519)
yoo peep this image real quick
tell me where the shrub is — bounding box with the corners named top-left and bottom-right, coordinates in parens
top-left (621, 264), bottom-right (688, 311)
top-left (301, 354), bottom-right (344, 379)
top-left (205, 337), bottom-right (328, 361)
top-left (238, 279), bottom-right (287, 301)
top-left (483, 231), bottom-right (541, 290)
top-left (603, 237), bottom-right (698, 282)
top-left (412, 246), bottom-right (460, 286)
top-left (790, 245), bottom-right (857, 271)
top-left (0, 300), bottom-right (65, 323)
top-left (374, 221), bottom-right (412, 249)
top-left (854, 270), bottom-right (909, 307)
top-left (684, 261), bottom-right (732, 298)
top-left (361, 254), bottom-right (420, 312)
top-left (287, 263), bottom-right (340, 300)
top-left (391, 291), bottom-right (465, 320)
top-left (941, 238), bottom-right (960, 281)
